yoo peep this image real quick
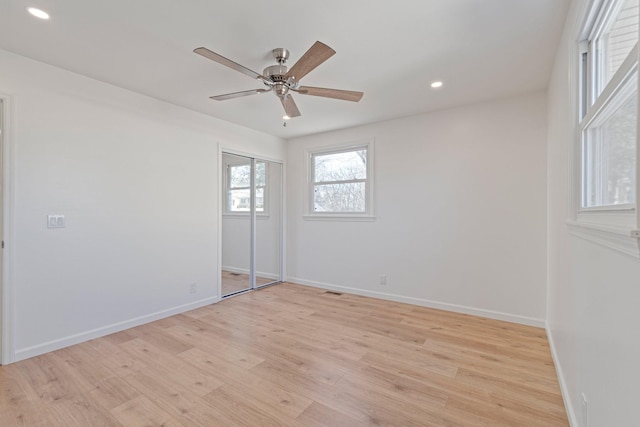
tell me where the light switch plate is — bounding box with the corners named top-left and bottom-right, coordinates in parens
top-left (47, 215), bottom-right (65, 229)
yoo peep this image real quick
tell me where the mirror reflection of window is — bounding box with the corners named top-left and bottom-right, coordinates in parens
top-left (227, 161), bottom-right (266, 213)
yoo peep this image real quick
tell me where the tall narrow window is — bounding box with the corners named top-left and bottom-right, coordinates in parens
top-left (307, 142), bottom-right (374, 218)
top-left (580, 0), bottom-right (638, 211)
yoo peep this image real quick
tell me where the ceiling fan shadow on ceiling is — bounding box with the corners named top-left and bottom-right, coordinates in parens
top-left (193, 41), bottom-right (364, 119)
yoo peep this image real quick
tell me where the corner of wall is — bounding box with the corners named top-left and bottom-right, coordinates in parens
top-left (546, 321), bottom-right (578, 426)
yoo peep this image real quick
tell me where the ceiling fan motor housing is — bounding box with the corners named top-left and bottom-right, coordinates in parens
top-left (263, 64), bottom-right (288, 82)
top-left (264, 48), bottom-right (290, 85)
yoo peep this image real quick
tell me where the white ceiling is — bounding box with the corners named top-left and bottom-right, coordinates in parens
top-left (0, 0), bottom-right (570, 139)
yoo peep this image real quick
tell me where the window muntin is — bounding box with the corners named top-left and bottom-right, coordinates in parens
top-left (308, 144), bottom-right (372, 216)
top-left (227, 161), bottom-right (266, 213)
top-left (580, 0), bottom-right (638, 212)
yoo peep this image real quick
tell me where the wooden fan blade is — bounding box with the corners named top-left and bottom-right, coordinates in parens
top-left (194, 47), bottom-right (265, 80)
top-left (285, 41), bottom-right (335, 82)
top-left (298, 86), bottom-right (364, 102)
top-left (280, 95), bottom-right (301, 118)
top-left (210, 89), bottom-right (269, 101)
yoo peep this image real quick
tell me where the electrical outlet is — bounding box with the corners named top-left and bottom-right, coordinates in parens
top-left (581, 393), bottom-right (588, 426)
top-left (189, 283), bottom-right (198, 294)
top-left (379, 275), bottom-right (387, 286)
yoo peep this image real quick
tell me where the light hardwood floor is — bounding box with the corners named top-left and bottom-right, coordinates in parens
top-left (0, 283), bottom-right (568, 426)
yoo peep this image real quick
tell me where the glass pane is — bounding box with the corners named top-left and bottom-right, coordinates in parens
top-left (598, 0), bottom-right (639, 92)
top-left (256, 161), bottom-right (282, 288)
top-left (230, 164), bottom-right (250, 188)
top-left (255, 187), bottom-right (264, 212)
top-left (583, 87), bottom-right (637, 207)
top-left (314, 182), bottom-right (366, 212)
top-left (256, 162), bottom-right (266, 187)
top-left (228, 188), bottom-right (264, 212)
top-left (228, 188), bottom-right (250, 212)
top-left (314, 149), bottom-right (367, 182)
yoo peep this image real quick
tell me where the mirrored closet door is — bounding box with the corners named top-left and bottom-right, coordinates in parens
top-left (221, 152), bottom-right (282, 297)
top-left (255, 160), bottom-right (282, 289)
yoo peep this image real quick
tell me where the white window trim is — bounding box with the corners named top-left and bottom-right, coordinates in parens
top-left (568, 0), bottom-right (640, 258)
top-left (566, 221), bottom-right (640, 257)
top-left (223, 159), bottom-right (269, 218)
top-left (304, 139), bottom-right (375, 221)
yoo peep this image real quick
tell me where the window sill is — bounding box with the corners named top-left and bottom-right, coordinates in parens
top-left (222, 213), bottom-right (270, 220)
top-left (566, 220), bottom-right (640, 258)
top-left (578, 203), bottom-right (635, 213)
top-left (303, 214), bottom-right (376, 222)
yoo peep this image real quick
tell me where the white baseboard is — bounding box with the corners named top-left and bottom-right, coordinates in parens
top-left (287, 277), bottom-right (545, 328)
top-left (546, 322), bottom-right (578, 427)
top-left (13, 296), bottom-right (219, 363)
top-left (222, 265), bottom-right (280, 281)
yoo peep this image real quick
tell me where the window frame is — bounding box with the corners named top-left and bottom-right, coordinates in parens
top-left (579, 57), bottom-right (637, 212)
top-left (568, 0), bottom-right (640, 257)
top-left (223, 159), bottom-right (269, 216)
top-left (304, 140), bottom-right (375, 221)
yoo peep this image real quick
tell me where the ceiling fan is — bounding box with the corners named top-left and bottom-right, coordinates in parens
top-left (193, 41), bottom-right (364, 119)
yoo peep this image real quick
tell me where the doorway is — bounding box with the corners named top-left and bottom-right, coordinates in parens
top-left (220, 152), bottom-right (283, 297)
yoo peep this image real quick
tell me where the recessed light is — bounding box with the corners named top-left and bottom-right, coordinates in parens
top-left (430, 81), bottom-right (443, 89)
top-left (282, 115), bottom-right (291, 120)
top-left (27, 7), bottom-right (50, 20)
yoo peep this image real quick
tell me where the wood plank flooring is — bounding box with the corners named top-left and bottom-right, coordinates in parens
top-left (0, 283), bottom-right (568, 426)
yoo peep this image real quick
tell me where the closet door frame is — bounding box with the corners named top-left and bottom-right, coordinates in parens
top-left (218, 145), bottom-right (284, 299)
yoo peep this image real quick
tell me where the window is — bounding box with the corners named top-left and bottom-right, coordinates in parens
top-left (226, 161), bottom-right (266, 213)
top-left (306, 141), bottom-right (374, 219)
top-left (569, 0), bottom-right (640, 256)
top-left (580, 0), bottom-right (638, 212)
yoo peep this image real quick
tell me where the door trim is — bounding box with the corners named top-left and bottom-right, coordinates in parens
top-left (0, 93), bottom-right (16, 364)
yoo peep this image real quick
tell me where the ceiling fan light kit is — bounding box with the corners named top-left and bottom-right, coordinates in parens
top-left (194, 41), bottom-right (364, 120)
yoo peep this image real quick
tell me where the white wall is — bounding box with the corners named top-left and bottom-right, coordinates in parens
top-left (547, 1), bottom-right (640, 425)
top-left (287, 92), bottom-right (548, 325)
top-left (0, 49), bottom-right (285, 362)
